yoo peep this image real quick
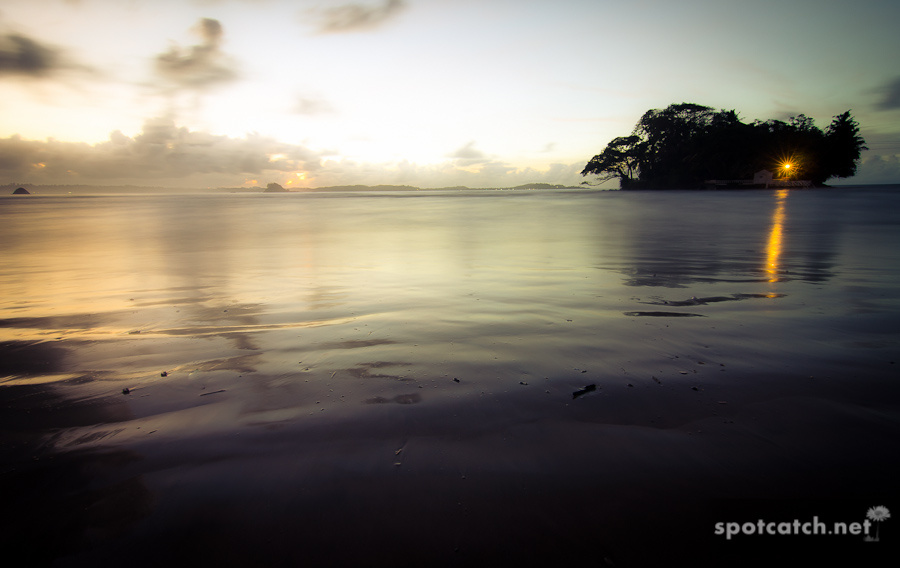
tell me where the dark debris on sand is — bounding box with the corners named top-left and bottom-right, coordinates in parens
top-left (572, 384), bottom-right (597, 399)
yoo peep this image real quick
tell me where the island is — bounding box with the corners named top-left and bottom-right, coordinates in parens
top-left (581, 103), bottom-right (867, 189)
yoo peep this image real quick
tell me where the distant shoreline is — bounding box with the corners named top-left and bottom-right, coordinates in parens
top-left (5, 182), bottom-right (898, 196)
top-left (3, 183), bottom-right (586, 195)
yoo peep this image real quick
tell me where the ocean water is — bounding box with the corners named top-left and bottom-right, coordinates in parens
top-left (2, 187), bottom-right (899, 421)
top-left (2, 186), bottom-right (900, 565)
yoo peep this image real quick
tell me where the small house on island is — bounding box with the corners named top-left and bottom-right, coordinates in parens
top-left (704, 170), bottom-right (812, 189)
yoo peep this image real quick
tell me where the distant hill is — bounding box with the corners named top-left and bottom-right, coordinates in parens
top-left (280, 183), bottom-right (582, 192)
top-left (308, 184), bottom-right (421, 192)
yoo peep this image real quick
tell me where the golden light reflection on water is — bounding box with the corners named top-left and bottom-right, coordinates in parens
top-left (765, 189), bottom-right (789, 282)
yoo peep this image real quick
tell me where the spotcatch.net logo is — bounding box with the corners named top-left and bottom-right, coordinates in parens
top-left (714, 506), bottom-right (891, 541)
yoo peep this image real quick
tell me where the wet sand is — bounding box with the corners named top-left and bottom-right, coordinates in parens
top-left (2, 188), bottom-right (899, 566)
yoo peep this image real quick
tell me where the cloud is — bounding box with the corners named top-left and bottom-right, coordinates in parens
top-left (0, 117), bottom-right (321, 185)
top-left (0, 31), bottom-right (90, 79)
top-left (0, 33), bottom-right (59, 77)
top-left (301, 154), bottom-right (587, 190)
top-left (314, 0), bottom-right (407, 33)
top-left (0, 120), bottom-right (590, 189)
top-left (443, 141), bottom-right (551, 183)
top-left (295, 95), bottom-right (336, 115)
top-left (448, 141), bottom-right (487, 165)
top-left (851, 154), bottom-right (900, 185)
top-left (875, 76), bottom-right (900, 111)
top-left (155, 18), bottom-right (238, 91)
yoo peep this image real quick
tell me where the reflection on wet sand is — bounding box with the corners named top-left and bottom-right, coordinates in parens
top-left (765, 189), bottom-right (789, 282)
top-left (0, 346), bottom-right (153, 566)
top-left (2, 447), bottom-right (154, 566)
top-left (345, 360), bottom-right (411, 380)
top-left (640, 293), bottom-right (786, 307)
top-left (610, 189), bottom-right (837, 286)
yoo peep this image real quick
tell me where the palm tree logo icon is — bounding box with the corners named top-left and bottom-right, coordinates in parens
top-left (864, 506), bottom-right (891, 542)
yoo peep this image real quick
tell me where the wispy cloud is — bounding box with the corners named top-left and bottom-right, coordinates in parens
top-left (854, 154), bottom-right (900, 184)
top-left (875, 76), bottom-right (900, 111)
top-left (444, 141), bottom-right (530, 181)
top-left (306, 157), bottom-right (585, 189)
top-left (0, 117), bottom-right (320, 184)
top-left (448, 141), bottom-right (487, 165)
top-left (314, 0), bottom-right (407, 33)
top-left (155, 18), bottom-right (238, 91)
top-left (295, 95), bottom-right (336, 116)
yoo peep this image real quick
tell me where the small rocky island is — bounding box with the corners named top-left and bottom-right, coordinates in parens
top-left (12, 187), bottom-right (30, 195)
top-left (581, 103), bottom-right (866, 189)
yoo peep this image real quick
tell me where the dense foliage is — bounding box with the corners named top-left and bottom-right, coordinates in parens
top-left (582, 103), bottom-right (866, 189)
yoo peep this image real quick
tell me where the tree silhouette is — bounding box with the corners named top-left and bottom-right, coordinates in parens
top-left (580, 135), bottom-right (643, 186)
top-left (823, 110), bottom-right (868, 178)
top-left (582, 103), bottom-right (866, 189)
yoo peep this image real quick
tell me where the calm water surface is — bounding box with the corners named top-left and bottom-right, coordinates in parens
top-left (1, 187), bottom-right (899, 432)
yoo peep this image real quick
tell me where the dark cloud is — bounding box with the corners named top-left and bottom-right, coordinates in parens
top-left (0, 117), bottom-right (321, 184)
top-left (0, 33), bottom-right (59, 77)
top-left (197, 17), bottom-right (224, 43)
top-left (315, 0), bottom-right (407, 33)
top-left (875, 76), bottom-right (900, 111)
top-left (155, 18), bottom-right (238, 90)
top-left (0, 32), bottom-right (87, 78)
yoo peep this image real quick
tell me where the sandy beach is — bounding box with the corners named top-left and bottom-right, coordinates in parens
top-left (2, 187), bottom-right (899, 566)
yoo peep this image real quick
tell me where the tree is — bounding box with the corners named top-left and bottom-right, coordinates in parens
top-left (582, 103), bottom-right (866, 189)
top-left (637, 104), bottom-right (699, 187)
top-left (822, 110), bottom-right (867, 179)
top-left (754, 116), bottom-right (826, 183)
top-left (580, 135), bottom-right (644, 186)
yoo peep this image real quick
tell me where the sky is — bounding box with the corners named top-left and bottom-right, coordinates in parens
top-left (1, 0), bottom-right (899, 189)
